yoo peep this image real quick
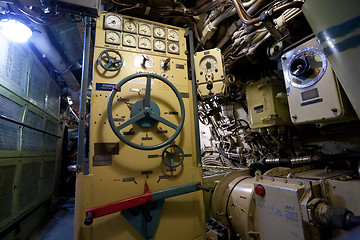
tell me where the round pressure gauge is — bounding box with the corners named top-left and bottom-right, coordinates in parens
top-left (139, 23), bottom-right (151, 36)
top-left (168, 42), bottom-right (180, 54)
top-left (123, 20), bottom-right (136, 33)
top-left (199, 55), bottom-right (218, 73)
top-left (104, 15), bottom-right (122, 30)
top-left (139, 37), bottom-right (152, 50)
top-left (154, 26), bottom-right (165, 38)
top-left (285, 47), bottom-right (327, 88)
top-left (123, 34), bottom-right (136, 47)
top-left (154, 39), bottom-right (166, 52)
top-left (105, 31), bottom-right (121, 45)
top-left (168, 29), bottom-right (179, 41)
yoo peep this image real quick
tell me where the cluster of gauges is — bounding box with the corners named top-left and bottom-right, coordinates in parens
top-left (103, 14), bottom-right (180, 54)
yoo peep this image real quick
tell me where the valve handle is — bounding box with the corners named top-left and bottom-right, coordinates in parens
top-left (98, 49), bottom-right (123, 71)
top-left (161, 144), bottom-right (184, 168)
top-left (107, 73), bottom-right (185, 150)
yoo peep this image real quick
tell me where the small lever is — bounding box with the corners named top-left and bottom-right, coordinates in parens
top-left (162, 58), bottom-right (171, 70)
top-left (142, 54), bottom-right (149, 68)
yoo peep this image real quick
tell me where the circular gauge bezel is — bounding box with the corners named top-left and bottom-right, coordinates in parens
top-left (123, 20), bottom-right (137, 33)
top-left (104, 15), bottom-right (122, 30)
top-left (168, 42), bottom-right (180, 54)
top-left (285, 47), bottom-right (327, 89)
top-left (168, 29), bottom-right (179, 41)
top-left (199, 55), bottom-right (218, 74)
top-left (105, 31), bottom-right (121, 45)
top-left (123, 33), bottom-right (137, 47)
top-left (154, 39), bottom-right (166, 52)
top-left (154, 26), bottom-right (166, 39)
top-left (138, 36), bottom-right (152, 50)
top-left (139, 23), bottom-right (151, 36)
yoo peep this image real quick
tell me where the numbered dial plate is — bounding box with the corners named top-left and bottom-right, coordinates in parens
top-left (154, 26), bottom-right (166, 39)
top-left (168, 42), bottom-right (180, 54)
top-left (199, 55), bottom-right (217, 73)
top-left (154, 39), bottom-right (166, 52)
top-left (123, 19), bottom-right (137, 33)
top-left (123, 33), bottom-right (137, 47)
top-left (104, 14), bottom-right (122, 31)
top-left (167, 29), bottom-right (179, 42)
top-left (139, 36), bottom-right (152, 50)
top-left (139, 23), bottom-right (152, 36)
top-left (105, 30), bottom-right (121, 45)
top-left (285, 47), bottom-right (327, 88)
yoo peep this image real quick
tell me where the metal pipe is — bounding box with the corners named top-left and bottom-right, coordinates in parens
top-left (30, 23), bottom-right (81, 107)
top-left (77, 17), bottom-right (92, 174)
top-left (0, 114), bottom-right (60, 138)
top-left (187, 28), bottom-right (202, 166)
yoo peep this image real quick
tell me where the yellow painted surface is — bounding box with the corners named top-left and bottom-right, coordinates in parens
top-left (75, 13), bottom-right (205, 240)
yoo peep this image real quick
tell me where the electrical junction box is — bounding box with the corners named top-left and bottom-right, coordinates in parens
top-left (194, 48), bottom-right (226, 98)
top-left (281, 38), bottom-right (354, 124)
top-left (41, 0), bottom-right (101, 17)
top-left (246, 77), bottom-right (291, 129)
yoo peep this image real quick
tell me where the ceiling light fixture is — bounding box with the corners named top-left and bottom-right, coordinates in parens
top-left (0, 18), bottom-right (32, 43)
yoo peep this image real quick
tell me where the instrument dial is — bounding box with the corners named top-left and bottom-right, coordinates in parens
top-left (123, 20), bottom-right (137, 33)
top-left (138, 36), bottom-right (152, 50)
top-left (154, 39), bottom-right (166, 52)
top-left (139, 23), bottom-right (151, 36)
top-left (123, 33), bottom-right (137, 47)
top-left (167, 29), bottom-right (179, 41)
top-left (285, 47), bottom-right (327, 88)
top-left (105, 30), bottom-right (121, 45)
top-left (104, 15), bottom-right (122, 31)
top-left (168, 42), bottom-right (180, 54)
top-left (154, 26), bottom-right (165, 39)
top-left (199, 55), bottom-right (218, 74)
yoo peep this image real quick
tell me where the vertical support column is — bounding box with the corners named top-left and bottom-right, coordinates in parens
top-left (187, 28), bottom-right (202, 165)
top-left (77, 17), bottom-right (93, 174)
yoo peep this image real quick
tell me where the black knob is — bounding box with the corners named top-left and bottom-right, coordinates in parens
top-left (290, 58), bottom-right (308, 76)
top-left (84, 211), bottom-right (94, 226)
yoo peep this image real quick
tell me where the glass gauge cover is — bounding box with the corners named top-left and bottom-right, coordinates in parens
top-left (199, 55), bottom-right (218, 74)
top-left (153, 26), bottom-right (165, 39)
top-left (285, 47), bottom-right (327, 88)
top-left (123, 20), bottom-right (137, 33)
top-left (123, 33), bottom-right (137, 47)
top-left (168, 42), bottom-right (180, 54)
top-left (105, 30), bottom-right (121, 45)
top-left (139, 23), bottom-right (151, 36)
top-left (154, 39), bottom-right (166, 52)
top-left (167, 29), bottom-right (179, 41)
top-left (104, 15), bottom-right (122, 30)
top-left (139, 37), bottom-right (152, 50)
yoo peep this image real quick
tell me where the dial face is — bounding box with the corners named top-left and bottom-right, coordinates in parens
top-left (154, 39), bottom-right (166, 52)
top-left (138, 37), bottom-right (152, 50)
top-left (168, 42), bottom-right (179, 54)
top-left (167, 29), bottom-right (179, 41)
top-left (104, 15), bottom-right (122, 30)
top-left (105, 30), bottom-right (121, 45)
top-left (154, 26), bottom-right (165, 38)
top-left (123, 20), bottom-right (136, 33)
top-left (199, 55), bottom-right (218, 74)
top-left (286, 47), bottom-right (327, 88)
top-left (123, 34), bottom-right (137, 47)
top-left (139, 23), bottom-right (151, 36)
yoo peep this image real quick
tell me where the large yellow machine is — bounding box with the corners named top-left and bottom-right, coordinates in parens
top-left (74, 13), bottom-right (205, 240)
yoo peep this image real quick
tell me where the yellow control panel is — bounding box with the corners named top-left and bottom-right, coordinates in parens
top-left (74, 13), bottom-right (205, 240)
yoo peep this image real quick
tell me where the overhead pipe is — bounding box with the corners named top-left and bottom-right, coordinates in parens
top-left (30, 23), bottom-right (81, 107)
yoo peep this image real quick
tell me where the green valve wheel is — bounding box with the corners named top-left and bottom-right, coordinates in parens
top-left (161, 144), bottom-right (184, 168)
top-left (107, 73), bottom-right (185, 150)
top-left (98, 49), bottom-right (123, 71)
